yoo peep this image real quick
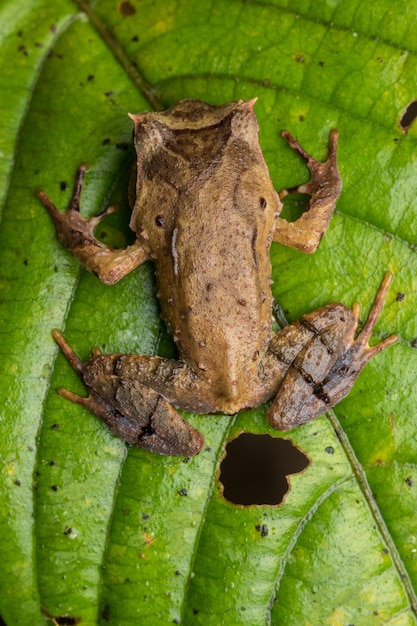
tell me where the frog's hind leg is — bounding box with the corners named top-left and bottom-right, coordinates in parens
top-left (51, 330), bottom-right (204, 456)
top-left (266, 273), bottom-right (398, 431)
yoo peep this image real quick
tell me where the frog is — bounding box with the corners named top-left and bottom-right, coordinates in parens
top-left (37, 98), bottom-right (398, 457)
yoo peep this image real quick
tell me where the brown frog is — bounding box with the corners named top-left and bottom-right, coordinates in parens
top-left (37, 99), bottom-right (398, 456)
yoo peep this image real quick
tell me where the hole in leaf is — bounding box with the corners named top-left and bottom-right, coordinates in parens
top-left (219, 433), bottom-right (309, 506)
top-left (280, 193), bottom-right (310, 222)
top-left (399, 100), bottom-right (417, 131)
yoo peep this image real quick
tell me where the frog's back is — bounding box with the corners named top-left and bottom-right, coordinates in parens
top-left (130, 98), bottom-right (280, 404)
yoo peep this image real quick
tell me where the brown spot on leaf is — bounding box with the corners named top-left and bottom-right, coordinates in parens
top-left (399, 100), bottom-right (417, 131)
top-left (219, 433), bottom-right (309, 506)
top-left (119, 1), bottom-right (136, 16)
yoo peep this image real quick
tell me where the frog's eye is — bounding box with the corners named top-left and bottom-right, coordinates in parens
top-left (259, 197), bottom-right (267, 210)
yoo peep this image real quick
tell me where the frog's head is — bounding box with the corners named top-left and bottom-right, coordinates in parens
top-left (129, 99), bottom-right (261, 183)
top-left (129, 98), bottom-right (260, 146)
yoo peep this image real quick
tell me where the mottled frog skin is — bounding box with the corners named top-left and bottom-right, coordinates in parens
top-left (37, 99), bottom-right (397, 456)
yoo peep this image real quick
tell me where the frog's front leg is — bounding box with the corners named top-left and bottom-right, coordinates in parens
top-left (37, 164), bottom-right (149, 285)
top-left (266, 273), bottom-right (398, 430)
top-left (52, 330), bottom-right (204, 456)
top-left (274, 129), bottom-right (342, 254)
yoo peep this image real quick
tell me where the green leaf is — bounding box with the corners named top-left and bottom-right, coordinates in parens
top-left (1, 0), bottom-right (417, 624)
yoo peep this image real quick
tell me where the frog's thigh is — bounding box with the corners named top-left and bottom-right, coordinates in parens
top-left (83, 353), bottom-right (212, 450)
top-left (84, 353), bottom-right (211, 410)
top-left (265, 303), bottom-right (357, 430)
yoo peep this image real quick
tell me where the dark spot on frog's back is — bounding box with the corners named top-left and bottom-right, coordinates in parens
top-left (164, 118), bottom-right (232, 168)
top-left (143, 151), bottom-right (177, 183)
top-left (251, 228), bottom-right (258, 268)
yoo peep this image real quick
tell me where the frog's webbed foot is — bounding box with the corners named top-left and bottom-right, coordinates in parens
top-left (37, 163), bottom-right (115, 251)
top-left (37, 164), bottom-right (148, 285)
top-left (267, 273), bottom-right (398, 431)
top-left (274, 129), bottom-right (342, 253)
top-left (51, 330), bottom-right (204, 457)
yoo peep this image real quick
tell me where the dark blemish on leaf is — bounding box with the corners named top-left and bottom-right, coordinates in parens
top-left (17, 30), bottom-right (23, 37)
top-left (295, 55), bottom-right (304, 63)
top-left (51, 485), bottom-right (59, 492)
top-left (49, 24), bottom-right (57, 33)
top-left (393, 137), bottom-right (399, 143)
top-left (262, 78), bottom-right (270, 87)
top-left (102, 604), bottom-right (110, 621)
top-left (299, 115), bottom-right (305, 122)
top-left (132, 35), bottom-right (139, 42)
top-left (119, 0), bottom-right (136, 16)
top-left (219, 433), bottom-right (309, 506)
top-left (102, 137), bottom-right (111, 145)
top-left (396, 292), bottom-right (406, 301)
top-left (173, 619), bottom-right (180, 624)
top-left (40, 608), bottom-right (80, 625)
top-left (142, 513), bottom-right (150, 519)
top-left (175, 570), bottom-right (181, 575)
top-left (23, 258), bottom-right (28, 266)
top-left (325, 446), bottom-right (334, 454)
top-left (318, 60), bottom-right (324, 66)
top-left (14, 479), bottom-right (21, 486)
top-left (406, 477), bottom-right (414, 487)
top-left (104, 91), bottom-right (113, 97)
top-left (49, 460), bottom-right (56, 466)
top-left (52, 423), bottom-right (59, 429)
top-left (87, 74), bottom-right (94, 81)
top-left (116, 142), bottom-right (129, 151)
top-left (63, 526), bottom-right (73, 535)
top-left (399, 100), bottom-right (417, 131)
top-left (60, 181), bottom-right (68, 191)
top-left (255, 523), bottom-right (269, 537)
top-left (178, 488), bottom-right (188, 496)
top-left (50, 617), bottom-right (80, 625)
top-left (411, 338), bottom-right (417, 349)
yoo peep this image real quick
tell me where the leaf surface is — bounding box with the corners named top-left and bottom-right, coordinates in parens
top-left (0, 1), bottom-right (416, 624)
